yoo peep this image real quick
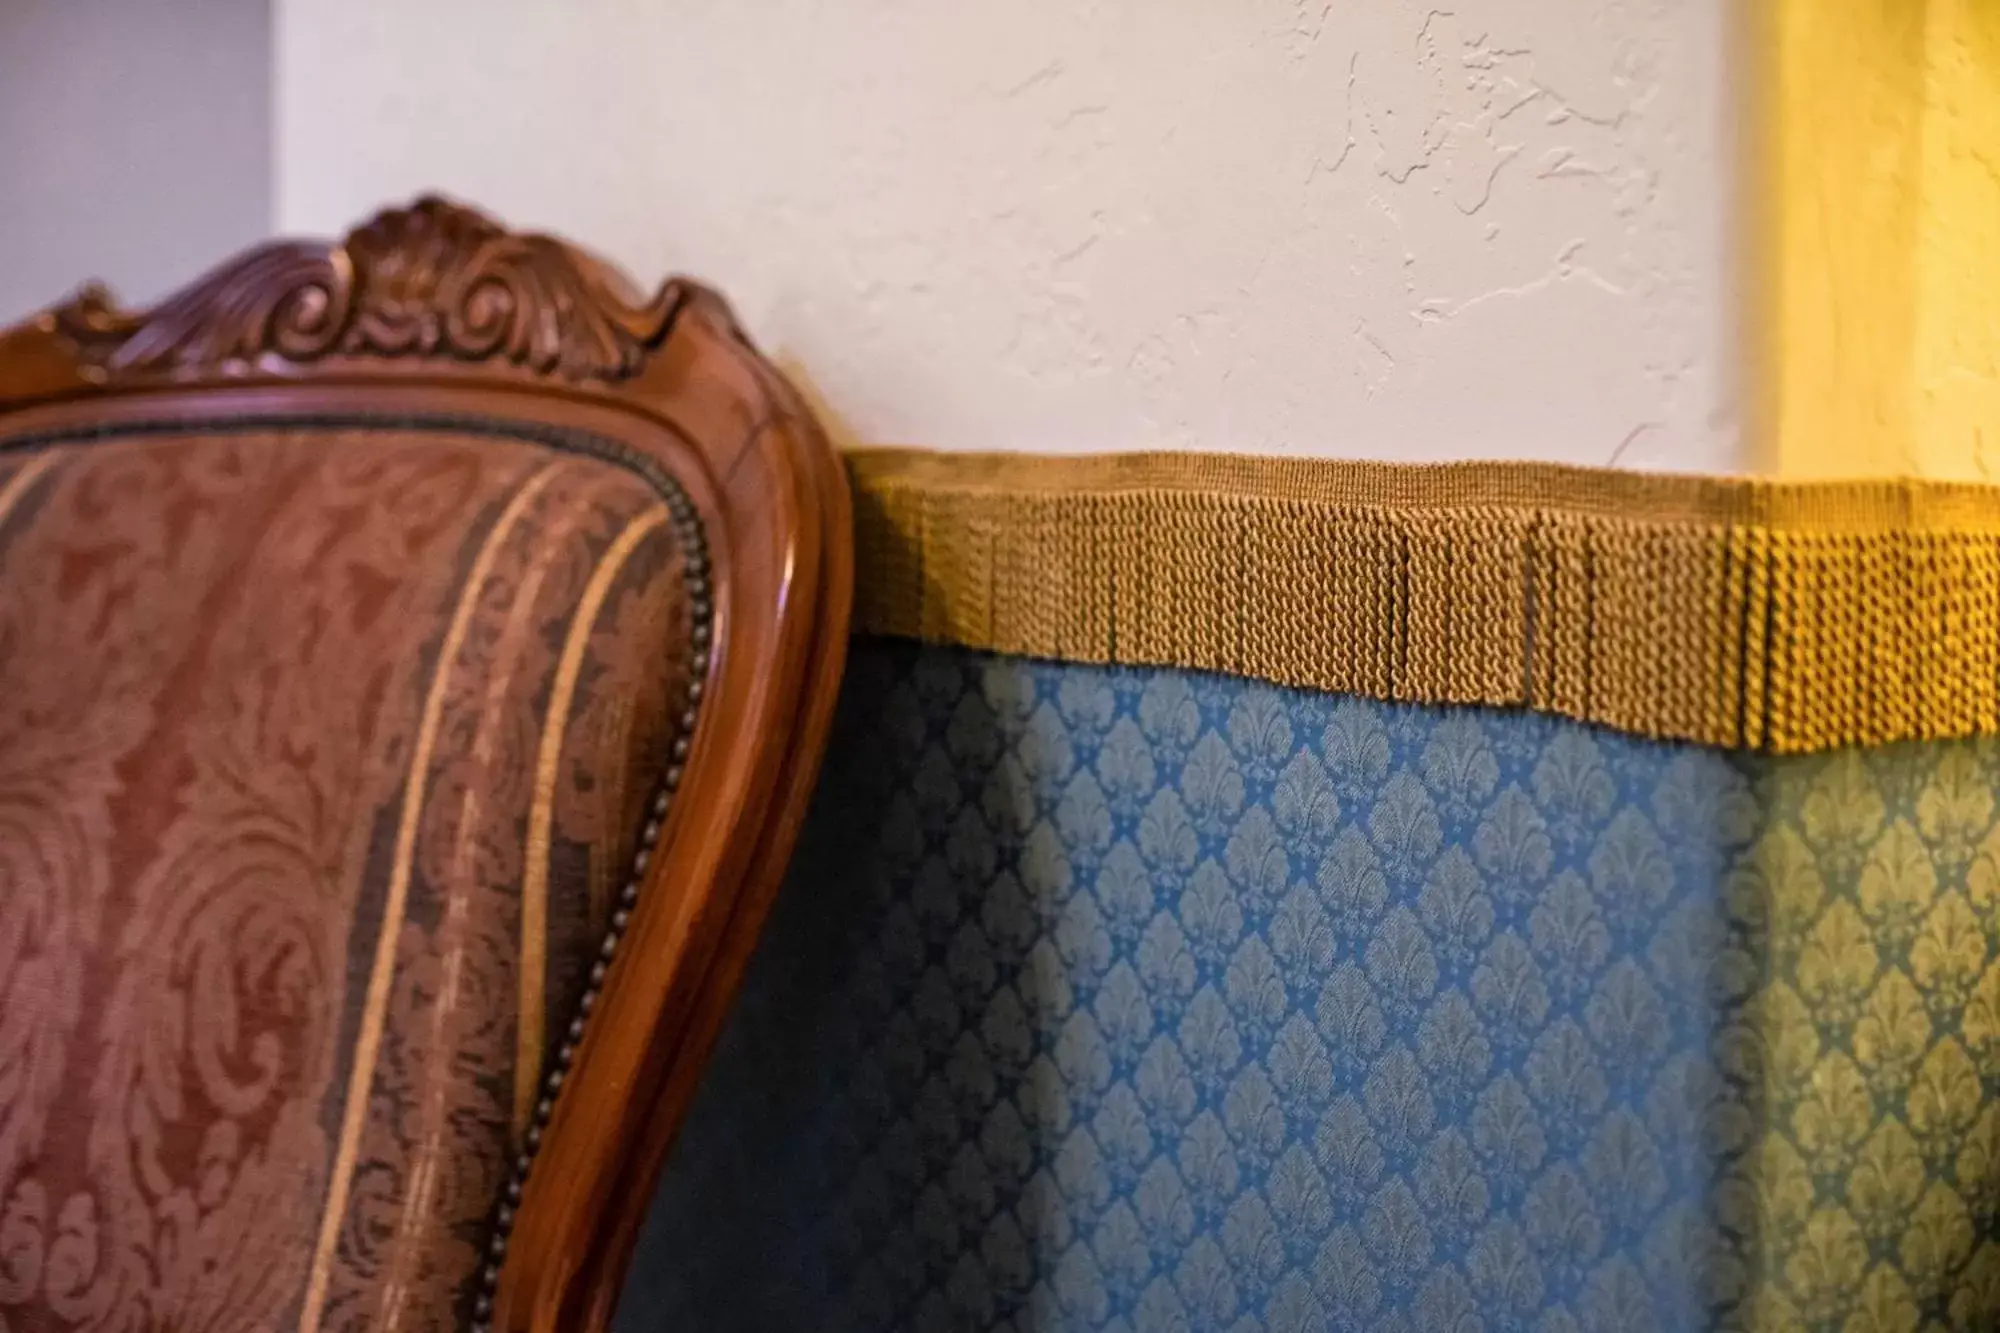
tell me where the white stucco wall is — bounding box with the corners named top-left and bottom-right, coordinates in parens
top-left (0, 0), bottom-right (272, 323)
top-left (278, 0), bottom-right (1742, 469)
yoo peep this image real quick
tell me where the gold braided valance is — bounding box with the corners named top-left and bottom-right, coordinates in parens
top-left (848, 450), bottom-right (2000, 754)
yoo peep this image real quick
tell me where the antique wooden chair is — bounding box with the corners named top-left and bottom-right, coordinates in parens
top-left (0, 197), bottom-right (851, 1332)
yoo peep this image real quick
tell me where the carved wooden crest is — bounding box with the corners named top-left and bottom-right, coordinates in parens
top-left (52, 197), bottom-right (685, 383)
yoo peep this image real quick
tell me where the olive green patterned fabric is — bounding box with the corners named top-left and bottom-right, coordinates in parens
top-left (627, 640), bottom-right (2000, 1332)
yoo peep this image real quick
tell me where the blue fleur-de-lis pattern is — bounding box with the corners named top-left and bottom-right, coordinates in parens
top-left (622, 640), bottom-right (2000, 1332)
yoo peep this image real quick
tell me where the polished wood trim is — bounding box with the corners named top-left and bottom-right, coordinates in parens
top-left (0, 197), bottom-right (853, 1333)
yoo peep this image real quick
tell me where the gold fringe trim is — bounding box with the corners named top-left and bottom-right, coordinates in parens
top-left (848, 450), bottom-right (2000, 754)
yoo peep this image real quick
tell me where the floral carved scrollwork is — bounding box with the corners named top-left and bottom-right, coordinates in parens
top-left (53, 197), bottom-right (685, 384)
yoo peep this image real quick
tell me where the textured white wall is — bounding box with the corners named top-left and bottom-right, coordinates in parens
top-left (278, 0), bottom-right (1742, 469)
top-left (0, 0), bottom-right (272, 323)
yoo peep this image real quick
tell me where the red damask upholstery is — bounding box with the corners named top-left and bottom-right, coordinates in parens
top-left (0, 201), bottom-right (852, 1333)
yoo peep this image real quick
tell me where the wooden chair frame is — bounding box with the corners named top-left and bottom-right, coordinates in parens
top-left (0, 196), bottom-right (853, 1333)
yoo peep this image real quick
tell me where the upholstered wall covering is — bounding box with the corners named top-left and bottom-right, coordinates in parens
top-left (628, 639), bottom-right (2000, 1332)
top-left (615, 453), bottom-right (2000, 1332)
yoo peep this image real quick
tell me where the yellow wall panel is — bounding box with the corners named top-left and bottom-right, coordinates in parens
top-left (1771, 0), bottom-right (2000, 480)
top-left (1914, 0), bottom-right (2000, 479)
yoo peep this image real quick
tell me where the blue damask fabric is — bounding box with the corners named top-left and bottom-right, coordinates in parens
top-left (621, 640), bottom-right (2000, 1332)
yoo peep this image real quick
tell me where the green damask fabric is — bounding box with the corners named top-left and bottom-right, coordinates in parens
top-left (624, 640), bottom-right (2000, 1332)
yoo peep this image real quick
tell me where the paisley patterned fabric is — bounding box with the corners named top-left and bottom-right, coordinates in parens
top-left (0, 423), bottom-right (692, 1333)
top-left (632, 639), bottom-right (2000, 1332)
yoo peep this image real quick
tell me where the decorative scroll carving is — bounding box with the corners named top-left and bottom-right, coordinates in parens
top-left (53, 197), bottom-right (685, 383)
